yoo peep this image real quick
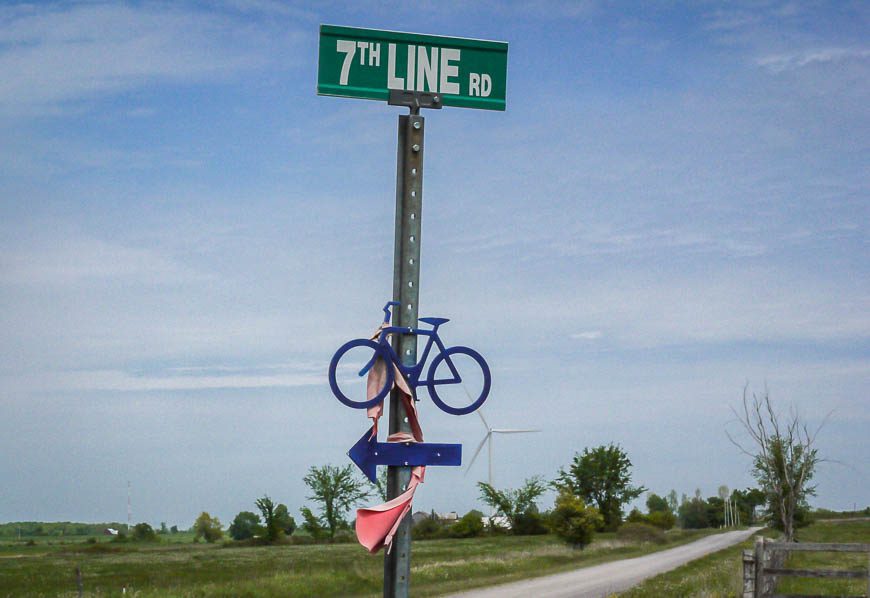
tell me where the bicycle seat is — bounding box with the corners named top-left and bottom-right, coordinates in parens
top-left (419, 317), bottom-right (449, 327)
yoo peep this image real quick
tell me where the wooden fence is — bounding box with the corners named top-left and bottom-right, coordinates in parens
top-left (743, 536), bottom-right (870, 598)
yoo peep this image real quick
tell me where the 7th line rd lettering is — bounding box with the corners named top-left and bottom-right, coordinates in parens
top-left (318, 25), bottom-right (508, 111)
top-left (336, 42), bottom-right (492, 97)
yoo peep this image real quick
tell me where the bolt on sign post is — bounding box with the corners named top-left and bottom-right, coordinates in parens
top-left (318, 25), bottom-right (507, 598)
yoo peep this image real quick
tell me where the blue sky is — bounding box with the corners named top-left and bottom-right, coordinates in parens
top-left (0, 1), bottom-right (867, 528)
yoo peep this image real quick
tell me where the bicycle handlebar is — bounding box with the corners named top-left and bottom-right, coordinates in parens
top-left (383, 301), bottom-right (401, 324)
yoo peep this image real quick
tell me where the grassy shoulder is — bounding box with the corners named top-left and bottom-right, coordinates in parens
top-left (615, 519), bottom-right (870, 598)
top-left (0, 528), bottom-right (721, 597)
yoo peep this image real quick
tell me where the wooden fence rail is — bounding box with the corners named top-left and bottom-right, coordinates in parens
top-left (743, 537), bottom-right (870, 598)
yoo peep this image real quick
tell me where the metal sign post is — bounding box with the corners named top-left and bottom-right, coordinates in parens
top-left (384, 89), bottom-right (435, 597)
top-left (317, 25), bottom-right (507, 598)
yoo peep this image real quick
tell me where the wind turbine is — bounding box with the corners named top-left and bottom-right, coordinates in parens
top-left (466, 409), bottom-right (540, 489)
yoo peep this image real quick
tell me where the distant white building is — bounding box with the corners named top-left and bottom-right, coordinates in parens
top-left (484, 515), bottom-right (511, 530)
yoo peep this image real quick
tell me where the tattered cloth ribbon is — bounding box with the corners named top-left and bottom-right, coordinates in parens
top-left (364, 325), bottom-right (423, 442)
top-left (356, 466), bottom-right (425, 553)
top-left (355, 328), bottom-right (425, 554)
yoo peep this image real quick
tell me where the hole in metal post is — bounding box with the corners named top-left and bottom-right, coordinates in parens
top-left (410, 213), bottom-right (416, 220)
top-left (411, 190), bottom-right (416, 198)
top-left (408, 281), bottom-right (413, 288)
top-left (411, 168), bottom-right (417, 176)
top-left (409, 258), bottom-right (414, 265)
top-left (409, 235), bottom-right (415, 243)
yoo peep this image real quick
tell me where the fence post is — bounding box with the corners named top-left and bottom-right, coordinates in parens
top-left (754, 536), bottom-right (765, 598)
top-left (75, 566), bottom-right (83, 598)
top-left (742, 549), bottom-right (755, 598)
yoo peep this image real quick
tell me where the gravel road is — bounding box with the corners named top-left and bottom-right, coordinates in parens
top-left (442, 527), bottom-right (762, 598)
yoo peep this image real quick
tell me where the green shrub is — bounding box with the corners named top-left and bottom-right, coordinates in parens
top-left (275, 504), bottom-right (296, 537)
top-left (627, 508), bottom-right (650, 524)
top-left (413, 516), bottom-right (445, 540)
top-left (449, 510), bottom-right (485, 538)
top-left (132, 523), bottom-right (158, 542)
top-left (647, 510), bottom-right (676, 530)
top-left (678, 496), bottom-right (710, 529)
top-left (229, 511), bottom-right (262, 541)
top-left (193, 512), bottom-right (223, 543)
top-left (513, 510), bottom-right (548, 535)
top-left (616, 522), bottom-right (666, 544)
top-left (300, 507), bottom-right (329, 541)
top-left (549, 492), bottom-right (602, 549)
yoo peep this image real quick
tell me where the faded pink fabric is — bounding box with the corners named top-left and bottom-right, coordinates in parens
top-left (355, 328), bottom-right (427, 553)
top-left (364, 334), bottom-right (423, 442)
top-left (365, 357), bottom-right (387, 436)
top-left (356, 466), bottom-right (425, 553)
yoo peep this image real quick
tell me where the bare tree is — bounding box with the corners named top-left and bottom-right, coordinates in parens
top-left (727, 385), bottom-right (825, 541)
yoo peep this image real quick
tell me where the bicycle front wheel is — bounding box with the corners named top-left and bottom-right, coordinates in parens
top-left (328, 339), bottom-right (393, 409)
top-left (427, 346), bottom-right (491, 415)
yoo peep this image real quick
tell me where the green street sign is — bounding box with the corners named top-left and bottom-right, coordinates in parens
top-left (317, 25), bottom-right (508, 111)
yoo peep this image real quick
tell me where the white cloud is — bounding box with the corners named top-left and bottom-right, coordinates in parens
top-left (1, 363), bottom-right (325, 393)
top-left (0, 236), bottom-right (204, 286)
top-left (570, 330), bottom-right (602, 340)
top-left (446, 264), bottom-right (870, 351)
top-left (757, 47), bottom-right (870, 73)
top-left (0, 2), bottom-right (305, 115)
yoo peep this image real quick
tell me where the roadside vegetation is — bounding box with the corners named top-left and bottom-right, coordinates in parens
top-left (615, 518), bottom-right (870, 598)
top-left (0, 524), bottom-right (721, 597)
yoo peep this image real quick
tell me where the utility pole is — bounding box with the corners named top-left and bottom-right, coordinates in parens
top-left (127, 481), bottom-right (131, 532)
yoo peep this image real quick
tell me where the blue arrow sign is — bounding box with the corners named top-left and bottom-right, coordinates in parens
top-left (348, 427), bottom-right (462, 483)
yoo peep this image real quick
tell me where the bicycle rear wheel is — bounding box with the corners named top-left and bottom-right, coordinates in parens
top-left (328, 339), bottom-right (393, 409)
top-left (427, 346), bottom-right (491, 415)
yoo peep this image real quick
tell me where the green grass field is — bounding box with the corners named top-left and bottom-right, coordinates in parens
top-left (0, 528), bottom-right (717, 597)
top-left (615, 519), bottom-right (869, 598)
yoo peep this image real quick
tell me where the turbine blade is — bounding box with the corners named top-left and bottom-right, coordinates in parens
top-left (464, 433), bottom-right (490, 475)
top-left (492, 429), bottom-right (541, 434)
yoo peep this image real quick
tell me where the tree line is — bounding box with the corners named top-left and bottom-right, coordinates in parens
top-left (42, 389), bottom-right (825, 547)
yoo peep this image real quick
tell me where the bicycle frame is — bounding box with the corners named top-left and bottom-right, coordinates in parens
top-left (374, 324), bottom-right (447, 390)
top-left (331, 302), bottom-right (490, 415)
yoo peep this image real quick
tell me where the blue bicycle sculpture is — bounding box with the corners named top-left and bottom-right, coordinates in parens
top-left (328, 301), bottom-right (491, 415)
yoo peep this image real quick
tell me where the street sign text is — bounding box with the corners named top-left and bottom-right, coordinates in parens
top-left (318, 25), bottom-right (508, 111)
